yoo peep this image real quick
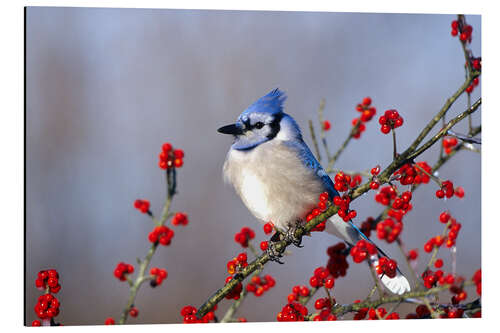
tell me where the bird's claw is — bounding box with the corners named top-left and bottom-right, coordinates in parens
top-left (284, 225), bottom-right (304, 248)
top-left (266, 241), bottom-right (285, 264)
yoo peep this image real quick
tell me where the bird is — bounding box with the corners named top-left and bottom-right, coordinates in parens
top-left (217, 88), bottom-right (410, 295)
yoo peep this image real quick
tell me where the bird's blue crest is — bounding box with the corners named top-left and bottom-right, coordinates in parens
top-left (238, 88), bottom-right (286, 121)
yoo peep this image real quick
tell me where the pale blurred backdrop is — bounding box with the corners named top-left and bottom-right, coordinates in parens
top-left (25, 7), bottom-right (481, 325)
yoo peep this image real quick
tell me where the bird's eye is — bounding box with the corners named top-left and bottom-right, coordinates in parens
top-left (255, 122), bottom-right (265, 129)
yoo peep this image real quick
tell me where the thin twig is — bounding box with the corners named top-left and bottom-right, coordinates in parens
top-left (308, 120), bottom-right (322, 162)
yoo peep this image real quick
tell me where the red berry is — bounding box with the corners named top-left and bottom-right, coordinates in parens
top-left (439, 211), bottom-right (451, 223)
top-left (362, 97), bottom-right (372, 106)
top-left (436, 189), bottom-right (445, 198)
top-left (454, 186), bottom-right (465, 198)
top-left (105, 318), bottom-right (115, 325)
top-left (323, 120), bottom-right (331, 131)
top-left (324, 277), bottom-right (335, 289)
top-left (174, 158), bottom-right (183, 168)
top-left (173, 149), bottom-right (184, 158)
top-left (129, 307), bottom-right (139, 318)
top-left (162, 143), bottom-right (172, 152)
top-left (263, 222), bottom-right (274, 234)
top-left (237, 252), bottom-right (247, 264)
top-left (260, 241), bottom-right (268, 251)
top-left (32, 320), bottom-right (42, 326)
top-left (434, 259), bottom-right (444, 268)
top-left (381, 124), bottom-right (391, 134)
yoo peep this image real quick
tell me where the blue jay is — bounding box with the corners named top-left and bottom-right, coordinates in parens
top-left (218, 89), bottom-right (410, 295)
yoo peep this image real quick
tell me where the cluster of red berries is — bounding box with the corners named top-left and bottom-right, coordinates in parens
top-left (334, 172), bottom-right (362, 192)
top-left (224, 276), bottom-right (243, 300)
top-left (368, 307), bottom-right (399, 320)
top-left (309, 266), bottom-right (336, 290)
top-left (473, 269), bottom-right (481, 295)
top-left (358, 307), bottom-right (399, 320)
top-left (234, 227), bottom-right (255, 248)
top-left (449, 284), bottom-right (468, 305)
top-left (313, 309), bottom-right (337, 321)
top-left (149, 267), bottom-right (168, 287)
top-left (351, 118), bottom-right (367, 139)
top-left (394, 162), bottom-right (431, 186)
top-left (442, 136), bottom-right (458, 154)
top-left (376, 218), bottom-right (403, 243)
top-left (451, 19), bottom-right (473, 43)
top-left (226, 252), bottom-right (248, 275)
top-left (353, 304), bottom-right (398, 320)
top-left (350, 240), bottom-right (377, 263)
top-left (435, 180), bottom-right (455, 199)
top-left (323, 120), bottom-right (331, 131)
top-left (378, 109), bottom-right (403, 134)
top-left (148, 225), bottom-right (174, 246)
top-left (353, 303), bottom-right (369, 320)
top-left (276, 302), bottom-right (309, 321)
top-left (313, 297), bottom-right (337, 321)
top-left (387, 205), bottom-right (410, 222)
top-left (392, 191), bottom-right (412, 210)
top-left (326, 242), bottom-right (349, 278)
top-left (34, 293), bottom-right (60, 321)
top-left (35, 269), bottom-right (61, 293)
top-left (133, 199), bottom-right (151, 214)
top-left (374, 185), bottom-right (397, 206)
top-left (350, 97), bottom-right (377, 139)
top-left (114, 262), bottom-right (134, 281)
top-left (423, 235), bottom-right (444, 253)
top-left (466, 77), bottom-right (480, 94)
top-left (375, 257), bottom-right (398, 278)
top-left (356, 97), bottom-right (377, 122)
top-left (305, 192), bottom-right (330, 231)
top-left (421, 269), bottom-right (455, 289)
top-left (246, 274), bottom-right (276, 297)
top-left (180, 305), bottom-right (217, 324)
top-left (287, 285), bottom-right (310, 303)
top-left (263, 222), bottom-right (274, 234)
top-left (369, 166), bottom-right (381, 189)
top-left (171, 212), bottom-right (189, 226)
top-left (158, 143), bottom-right (184, 170)
top-left (471, 57), bottom-right (481, 71)
top-left (334, 195), bottom-right (357, 222)
top-left (446, 218), bottom-right (462, 248)
top-left (424, 218), bottom-right (462, 251)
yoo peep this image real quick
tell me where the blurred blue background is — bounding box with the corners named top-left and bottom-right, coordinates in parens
top-left (26, 7), bottom-right (481, 325)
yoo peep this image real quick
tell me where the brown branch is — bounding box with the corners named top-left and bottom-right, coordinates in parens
top-left (405, 98), bottom-right (481, 161)
top-left (329, 280), bottom-right (475, 316)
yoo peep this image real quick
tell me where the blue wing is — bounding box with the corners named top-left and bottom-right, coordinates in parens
top-left (283, 139), bottom-right (339, 200)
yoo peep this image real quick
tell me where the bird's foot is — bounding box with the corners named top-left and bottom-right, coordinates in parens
top-left (284, 225), bottom-right (304, 248)
top-left (266, 240), bottom-right (285, 264)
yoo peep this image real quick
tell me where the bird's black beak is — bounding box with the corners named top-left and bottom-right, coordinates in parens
top-left (217, 123), bottom-right (243, 135)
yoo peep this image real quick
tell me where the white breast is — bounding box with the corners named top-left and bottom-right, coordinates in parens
top-left (223, 140), bottom-right (326, 230)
